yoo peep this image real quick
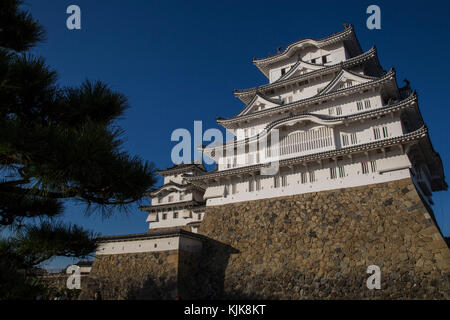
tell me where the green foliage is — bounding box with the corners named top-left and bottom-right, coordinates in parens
top-left (0, 1), bottom-right (157, 299)
top-left (0, 238), bottom-right (47, 300)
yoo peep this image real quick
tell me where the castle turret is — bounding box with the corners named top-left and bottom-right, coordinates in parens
top-left (140, 163), bottom-right (206, 233)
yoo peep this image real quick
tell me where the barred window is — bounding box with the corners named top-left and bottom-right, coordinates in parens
top-left (256, 178), bottom-right (261, 191)
top-left (301, 172), bottom-right (308, 184)
top-left (373, 127), bottom-right (381, 140)
top-left (336, 106), bottom-right (343, 115)
top-left (361, 162), bottom-right (369, 174)
top-left (382, 126), bottom-right (389, 138)
top-left (274, 176), bottom-right (280, 188)
top-left (309, 171), bottom-right (316, 183)
top-left (231, 183), bottom-right (237, 194)
top-left (351, 133), bottom-right (357, 145)
top-left (330, 167), bottom-right (337, 180)
top-left (371, 160), bottom-right (377, 172)
top-left (339, 166), bottom-right (346, 178)
top-left (364, 100), bottom-right (371, 109)
top-left (282, 175), bottom-right (288, 187)
top-left (342, 134), bottom-right (349, 146)
top-left (248, 179), bottom-right (254, 192)
top-left (357, 101), bottom-right (363, 111)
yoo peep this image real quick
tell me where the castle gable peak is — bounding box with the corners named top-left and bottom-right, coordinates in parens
top-left (317, 69), bottom-right (379, 96)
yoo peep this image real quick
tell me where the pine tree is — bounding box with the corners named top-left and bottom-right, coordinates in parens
top-left (0, 0), bottom-right (157, 299)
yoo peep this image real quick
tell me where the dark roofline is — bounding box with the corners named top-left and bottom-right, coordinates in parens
top-left (205, 92), bottom-right (418, 151)
top-left (220, 68), bottom-right (397, 126)
top-left (148, 181), bottom-right (205, 196)
top-left (234, 46), bottom-right (381, 100)
top-left (188, 126), bottom-right (427, 181)
top-left (96, 228), bottom-right (208, 243)
top-left (156, 163), bottom-right (206, 176)
top-left (140, 200), bottom-right (206, 212)
top-left (253, 24), bottom-right (357, 64)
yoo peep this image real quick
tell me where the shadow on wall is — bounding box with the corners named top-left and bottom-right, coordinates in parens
top-left (192, 238), bottom-right (240, 300)
top-left (81, 273), bottom-right (178, 300)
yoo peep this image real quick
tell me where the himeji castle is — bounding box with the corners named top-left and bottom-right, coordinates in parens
top-left (84, 25), bottom-right (449, 300)
top-left (181, 24), bottom-right (446, 208)
top-left (141, 163), bottom-right (206, 233)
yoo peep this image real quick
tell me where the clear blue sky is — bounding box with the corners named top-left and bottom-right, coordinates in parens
top-left (17, 0), bottom-right (450, 268)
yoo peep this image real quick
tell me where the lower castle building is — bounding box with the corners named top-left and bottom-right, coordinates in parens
top-left (80, 25), bottom-right (449, 300)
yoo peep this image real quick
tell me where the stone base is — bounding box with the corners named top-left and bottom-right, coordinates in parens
top-left (195, 178), bottom-right (449, 299)
top-left (82, 178), bottom-right (449, 299)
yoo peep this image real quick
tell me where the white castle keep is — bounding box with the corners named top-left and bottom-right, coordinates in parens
top-left (141, 24), bottom-right (446, 232)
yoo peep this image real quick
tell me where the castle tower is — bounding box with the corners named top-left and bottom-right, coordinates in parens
top-left (141, 163), bottom-right (206, 233)
top-left (184, 25), bottom-right (450, 299)
top-left (184, 24), bottom-right (446, 211)
top-left (84, 25), bottom-right (449, 300)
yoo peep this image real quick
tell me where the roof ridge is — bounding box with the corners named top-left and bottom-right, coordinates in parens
top-left (221, 68), bottom-right (396, 125)
top-left (253, 25), bottom-right (354, 64)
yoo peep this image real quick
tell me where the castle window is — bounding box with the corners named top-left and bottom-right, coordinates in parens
top-left (361, 162), bottom-right (369, 174)
top-left (357, 101), bottom-right (363, 111)
top-left (351, 133), bottom-right (357, 145)
top-left (370, 160), bottom-right (377, 172)
top-left (311, 58), bottom-right (317, 64)
top-left (322, 55), bottom-right (330, 64)
top-left (382, 126), bottom-right (389, 138)
top-left (330, 167), bottom-right (337, 180)
top-left (373, 127), bottom-right (381, 140)
top-left (282, 175), bottom-right (288, 187)
top-left (274, 176), bottom-right (280, 188)
top-left (342, 134), bottom-right (349, 146)
top-left (336, 106), bottom-right (343, 115)
top-left (281, 68), bottom-right (286, 76)
top-left (256, 178), bottom-right (261, 191)
top-left (364, 100), bottom-right (371, 109)
top-left (339, 166), bottom-right (346, 178)
top-left (249, 179), bottom-right (254, 192)
top-left (198, 213), bottom-right (202, 220)
top-left (301, 172), bottom-right (308, 184)
top-left (231, 183), bottom-right (237, 194)
top-left (173, 212), bottom-right (179, 219)
top-left (329, 107), bottom-right (335, 115)
top-left (168, 195), bottom-right (174, 202)
top-left (162, 213), bottom-right (167, 220)
top-left (309, 171), bottom-right (316, 183)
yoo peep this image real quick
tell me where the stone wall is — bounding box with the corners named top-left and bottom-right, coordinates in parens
top-left (79, 251), bottom-right (179, 300)
top-left (195, 178), bottom-right (450, 299)
top-left (79, 249), bottom-right (204, 300)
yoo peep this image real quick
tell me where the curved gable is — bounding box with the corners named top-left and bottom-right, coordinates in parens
top-left (237, 92), bottom-right (281, 117)
top-left (317, 68), bottom-right (379, 96)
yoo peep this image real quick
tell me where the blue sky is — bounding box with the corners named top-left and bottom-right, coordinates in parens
top-left (16, 0), bottom-right (450, 268)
